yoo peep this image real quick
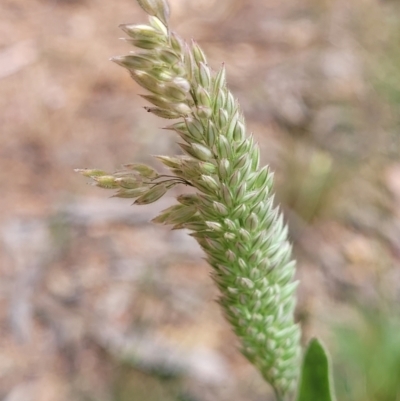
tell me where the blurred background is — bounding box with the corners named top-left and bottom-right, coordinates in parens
top-left (1, 0), bottom-right (400, 400)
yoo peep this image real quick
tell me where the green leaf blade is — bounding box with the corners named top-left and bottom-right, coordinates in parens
top-left (296, 338), bottom-right (336, 401)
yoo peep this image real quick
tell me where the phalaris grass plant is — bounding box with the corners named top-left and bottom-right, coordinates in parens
top-left (76, 1), bottom-right (337, 400)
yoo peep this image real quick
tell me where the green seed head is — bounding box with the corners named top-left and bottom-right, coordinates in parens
top-left (77, 1), bottom-right (301, 397)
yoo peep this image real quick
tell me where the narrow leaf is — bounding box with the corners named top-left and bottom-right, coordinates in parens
top-left (296, 338), bottom-right (336, 401)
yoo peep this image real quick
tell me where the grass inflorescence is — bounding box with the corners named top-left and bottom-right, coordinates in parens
top-left (77, 0), bottom-right (301, 398)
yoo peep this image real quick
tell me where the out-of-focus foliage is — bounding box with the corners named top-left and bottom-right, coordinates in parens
top-left (333, 307), bottom-right (400, 401)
